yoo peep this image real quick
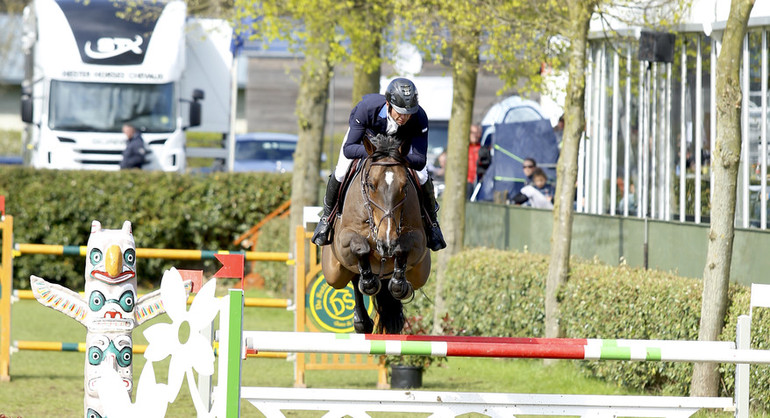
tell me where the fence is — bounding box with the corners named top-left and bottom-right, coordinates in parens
top-left (215, 288), bottom-right (756, 417)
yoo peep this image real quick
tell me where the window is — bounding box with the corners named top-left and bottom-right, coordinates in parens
top-left (49, 80), bottom-right (176, 133)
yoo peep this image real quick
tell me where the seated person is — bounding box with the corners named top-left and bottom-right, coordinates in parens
top-left (512, 167), bottom-right (554, 209)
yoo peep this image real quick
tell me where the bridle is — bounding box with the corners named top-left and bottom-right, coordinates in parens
top-left (361, 158), bottom-right (408, 241)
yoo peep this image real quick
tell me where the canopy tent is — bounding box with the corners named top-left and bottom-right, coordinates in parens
top-left (474, 119), bottom-right (560, 202)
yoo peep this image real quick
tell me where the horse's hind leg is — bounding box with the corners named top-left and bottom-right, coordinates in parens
top-left (352, 276), bottom-right (374, 334)
top-left (350, 234), bottom-right (380, 295)
top-left (388, 254), bottom-right (413, 300)
top-left (375, 289), bottom-right (405, 334)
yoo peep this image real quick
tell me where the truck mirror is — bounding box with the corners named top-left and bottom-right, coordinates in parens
top-left (21, 91), bottom-right (33, 124)
top-left (189, 101), bottom-right (201, 128)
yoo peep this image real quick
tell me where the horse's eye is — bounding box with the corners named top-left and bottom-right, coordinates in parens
top-left (367, 182), bottom-right (376, 189)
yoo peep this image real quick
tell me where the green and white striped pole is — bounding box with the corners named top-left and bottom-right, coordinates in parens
top-left (242, 330), bottom-right (770, 364)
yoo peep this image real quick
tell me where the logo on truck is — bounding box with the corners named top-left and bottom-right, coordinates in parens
top-left (84, 36), bottom-right (144, 60)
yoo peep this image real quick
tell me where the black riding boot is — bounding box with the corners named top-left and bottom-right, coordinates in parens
top-left (312, 175), bottom-right (342, 246)
top-left (420, 178), bottom-right (447, 251)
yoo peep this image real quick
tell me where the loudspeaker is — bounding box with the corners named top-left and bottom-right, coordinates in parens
top-left (638, 31), bottom-right (676, 63)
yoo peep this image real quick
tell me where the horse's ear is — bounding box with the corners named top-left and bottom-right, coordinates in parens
top-left (399, 137), bottom-right (412, 159)
top-left (363, 135), bottom-right (376, 155)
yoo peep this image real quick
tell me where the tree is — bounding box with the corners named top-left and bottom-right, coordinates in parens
top-left (691, 0), bottom-right (756, 397)
top-left (395, 0), bottom-right (483, 332)
top-left (544, 0), bottom-right (597, 340)
top-left (344, 0), bottom-right (387, 103)
top-left (234, 0), bottom-right (348, 288)
top-left (538, 0), bottom-right (691, 340)
top-left (432, 24), bottom-right (480, 331)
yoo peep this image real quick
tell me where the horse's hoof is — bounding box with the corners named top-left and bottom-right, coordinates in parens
top-left (388, 278), bottom-right (413, 300)
top-left (358, 276), bottom-right (381, 296)
top-left (354, 309), bottom-right (374, 334)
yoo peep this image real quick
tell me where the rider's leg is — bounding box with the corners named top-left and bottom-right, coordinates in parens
top-left (311, 174), bottom-right (343, 246)
top-left (417, 169), bottom-right (447, 251)
top-left (312, 135), bottom-right (351, 246)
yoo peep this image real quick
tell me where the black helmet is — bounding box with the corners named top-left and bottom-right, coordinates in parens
top-left (385, 78), bottom-right (419, 115)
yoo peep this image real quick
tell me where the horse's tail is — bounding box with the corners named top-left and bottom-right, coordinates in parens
top-left (374, 281), bottom-right (405, 334)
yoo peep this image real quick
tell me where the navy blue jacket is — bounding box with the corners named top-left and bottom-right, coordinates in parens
top-left (343, 94), bottom-right (429, 170)
top-left (120, 132), bottom-right (147, 169)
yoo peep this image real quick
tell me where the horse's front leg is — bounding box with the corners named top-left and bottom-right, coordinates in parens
top-left (350, 234), bottom-right (380, 296)
top-left (388, 251), bottom-right (413, 301)
top-left (352, 276), bottom-right (374, 334)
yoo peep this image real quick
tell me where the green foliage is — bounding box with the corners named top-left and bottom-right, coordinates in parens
top-left (562, 261), bottom-right (703, 395)
top-left (439, 248), bottom-right (770, 409)
top-left (0, 166), bottom-right (291, 290)
top-left (442, 248), bottom-right (547, 337)
top-left (251, 216), bottom-right (291, 294)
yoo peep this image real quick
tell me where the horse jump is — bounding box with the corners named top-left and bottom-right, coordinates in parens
top-left (214, 289), bottom-right (754, 418)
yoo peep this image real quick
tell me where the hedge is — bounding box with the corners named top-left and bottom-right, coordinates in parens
top-left (438, 248), bottom-right (770, 411)
top-left (0, 166), bottom-right (292, 290)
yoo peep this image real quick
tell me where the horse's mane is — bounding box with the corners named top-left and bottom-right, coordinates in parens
top-left (369, 134), bottom-right (408, 165)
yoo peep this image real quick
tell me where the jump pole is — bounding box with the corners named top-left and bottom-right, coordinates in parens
top-left (217, 293), bottom-right (750, 418)
top-left (14, 243), bottom-right (290, 262)
top-left (0, 214), bottom-right (12, 381)
top-left (243, 330), bottom-right (769, 364)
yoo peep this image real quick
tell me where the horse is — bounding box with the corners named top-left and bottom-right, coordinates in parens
top-left (321, 133), bottom-right (431, 334)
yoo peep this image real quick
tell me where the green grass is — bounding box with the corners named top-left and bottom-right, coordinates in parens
top-left (1, 287), bottom-right (737, 417)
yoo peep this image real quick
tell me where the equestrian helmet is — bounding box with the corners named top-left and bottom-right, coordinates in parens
top-left (385, 78), bottom-right (419, 115)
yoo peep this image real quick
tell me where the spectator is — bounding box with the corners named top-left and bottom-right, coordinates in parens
top-left (513, 167), bottom-right (554, 209)
top-left (433, 151), bottom-right (447, 183)
top-left (617, 181), bottom-right (637, 215)
top-left (554, 114), bottom-right (564, 145)
top-left (120, 123), bottom-right (146, 170)
top-left (522, 157), bottom-right (537, 185)
top-left (476, 136), bottom-right (492, 183)
top-left (467, 124), bottom-right (482, 197)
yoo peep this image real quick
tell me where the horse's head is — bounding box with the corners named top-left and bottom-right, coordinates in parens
top-left (361, 134), bottom-right (416, 258)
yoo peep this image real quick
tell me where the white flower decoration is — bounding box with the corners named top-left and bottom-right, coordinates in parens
top-left (143, 268), bottom-right (220, 403)
top-left (96, 360), bottom-right (169, 418)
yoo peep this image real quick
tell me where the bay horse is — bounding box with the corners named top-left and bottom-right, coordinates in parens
top-left (321, 134), bottom-right (431, 334)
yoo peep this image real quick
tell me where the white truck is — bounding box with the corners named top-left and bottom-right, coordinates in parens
top-left (20, 0), bottom-right (233, 171)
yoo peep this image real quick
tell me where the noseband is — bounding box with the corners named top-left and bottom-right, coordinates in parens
top-left (361, 159), bottom-right (408, 240)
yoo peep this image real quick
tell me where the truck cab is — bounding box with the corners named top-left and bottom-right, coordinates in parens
top-left (20, 0), bottom-right (207, 171)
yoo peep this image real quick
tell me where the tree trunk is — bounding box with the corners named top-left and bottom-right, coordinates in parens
top-left (691, 0), bottom-right (755, 397)
top-left (348, 0), bottom-right (383, 104)
top-left (288, 39), bottom-right (332, 292)
top-left (352, 61), bottom-right (381, 104)
top-left (351, 35), bottom-right (381, 103)
top-left (432, 31), bottom-right (479, 333)
top-left (545, 0), bottom-right (594, 340)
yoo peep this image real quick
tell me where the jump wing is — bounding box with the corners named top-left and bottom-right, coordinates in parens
top-left (30, 275), bottom-right (89, 325)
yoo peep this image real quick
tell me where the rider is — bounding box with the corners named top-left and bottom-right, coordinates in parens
top-left (311, 77), bottom-right (446, 251)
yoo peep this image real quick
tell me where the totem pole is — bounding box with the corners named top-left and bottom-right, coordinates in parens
top-left (31, 220), bottom-right (170, 418)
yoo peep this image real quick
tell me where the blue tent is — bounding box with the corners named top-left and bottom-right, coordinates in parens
top-left (475, 119), bottom-right (560, 202)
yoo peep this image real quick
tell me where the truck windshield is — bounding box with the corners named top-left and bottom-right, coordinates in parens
top-left (48, 80), bottom-right (176, 133)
